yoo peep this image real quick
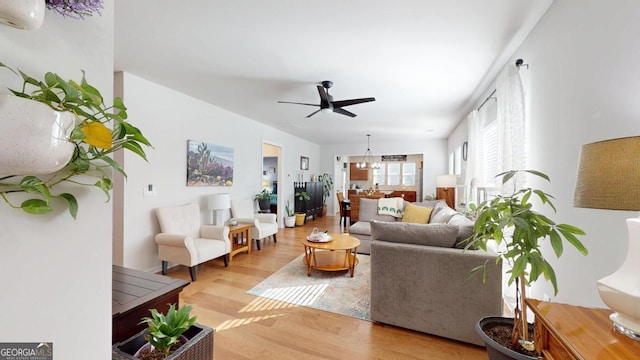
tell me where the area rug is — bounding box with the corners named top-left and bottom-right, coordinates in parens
top-left (247, 254), bottom-right (370, 321)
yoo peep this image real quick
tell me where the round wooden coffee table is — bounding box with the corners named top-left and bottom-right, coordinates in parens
top-left (298, 233), bottom-right (360, 277)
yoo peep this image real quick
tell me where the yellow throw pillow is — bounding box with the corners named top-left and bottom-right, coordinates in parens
top-left (401, 203), bottom-right (433, 224)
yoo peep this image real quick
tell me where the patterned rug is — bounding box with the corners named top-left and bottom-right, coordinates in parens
top-left (247, 254), bottom-right (370, 321)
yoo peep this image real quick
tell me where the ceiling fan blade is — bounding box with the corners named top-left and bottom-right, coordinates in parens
top-left (277, 101), bottom-right (320, 107)
top-left (332, 97), bottom-right (376, 108)
top-left (317, 85), bottom-right (330, 104)
top-left (333, 107), bottom-right (357, 117)
top-left (306, 109), bottom-right (322, 118)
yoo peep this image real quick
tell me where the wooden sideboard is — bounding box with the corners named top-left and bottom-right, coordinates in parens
top-left (112, 265), bottom-right (189, 344)
top-left (526, 298), bottom-right (640, 359)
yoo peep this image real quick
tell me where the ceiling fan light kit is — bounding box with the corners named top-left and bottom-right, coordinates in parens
top-left (278, 80), bottom-right (375, 118)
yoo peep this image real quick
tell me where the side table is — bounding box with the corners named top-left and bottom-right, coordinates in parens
top-left (228, 223), bottom-right (252, 261)
top-left (526, 298), bottom-right (640, 359)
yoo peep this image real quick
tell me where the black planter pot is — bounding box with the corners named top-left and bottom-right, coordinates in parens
top-left (112, 323), bottom-right (214, 360)
top-left (476, 317), bottom-right (540, 360)
top-left (258, 199), bottom-right (270, 211)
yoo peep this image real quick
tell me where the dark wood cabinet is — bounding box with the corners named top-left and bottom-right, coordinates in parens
top-left (112, 265), bottom-right (189, 344)
top-left (294, 181), bottom-right (322, 220)
top-left (349, 163), bottom-right (368, 180)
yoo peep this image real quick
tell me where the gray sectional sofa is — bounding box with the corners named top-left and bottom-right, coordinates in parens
top-left (369, 220), bottom-right (503, 346)
top-left (349, 198), bottom-right (474, 254)
top-left (349, 197), bottom-right (503, 346)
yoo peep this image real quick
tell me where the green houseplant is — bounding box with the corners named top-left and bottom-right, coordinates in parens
top-left (254, 188), bottom-right (271, 211)
top-left (138, 304), bottom-right (197, 359)
top-left (294, 190), bottom-right (310, 226)
top-left (284, 200), bottom-right (295, 228)
top-left (113, 303), bottom-right (213, 360)
top-left (466, 170), bottom-right (587, 359)
top-left (0, 61), bottom-right (151, 218)
top-left (318, 173), bottom-right (333, 216)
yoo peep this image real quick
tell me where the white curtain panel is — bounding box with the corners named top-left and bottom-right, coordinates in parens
top-left (465, 110), bottom-right (479, 205)
top-left (496, 64), bottom-right (526, 192)
top-left (495, 63), bottom-right (527, 312)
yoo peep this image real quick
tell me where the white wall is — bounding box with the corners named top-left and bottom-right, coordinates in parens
top-left (113, 73), bottom-right (319, 271)
top-left (518, 0), bottom-right (640, 307)
top-left (0, 5), bottom-right (114, 359)
top-left (449, 1), bottom-right (640, 308)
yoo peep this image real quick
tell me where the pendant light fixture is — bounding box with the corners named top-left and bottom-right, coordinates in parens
top-left (356, 134), bottom-right (380, 169)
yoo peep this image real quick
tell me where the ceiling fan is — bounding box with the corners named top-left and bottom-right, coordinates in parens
top-left (278, 80), bottom-right (375, 118)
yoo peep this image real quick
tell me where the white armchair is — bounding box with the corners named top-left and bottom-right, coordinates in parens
top-left (155, 203), bottom-right (231, 281)
top-left (231, 199), bottom-right (278, 250)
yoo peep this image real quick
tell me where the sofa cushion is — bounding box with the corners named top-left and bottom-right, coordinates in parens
top-left (447, 214), bottom-right (475, 248)
top-left (359, 198), bottom-right (397, 222)
top-left (349, 221), bottom-right (371, 236)
top-left (430, 205), bottom-right (459, 224)
top-left (371, 220), bottom-right (459, 248)
top-left (401, 203), bottom-right (433, 224)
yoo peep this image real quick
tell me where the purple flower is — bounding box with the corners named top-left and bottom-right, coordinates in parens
top-left (46, 0), bottom-right (103, 20)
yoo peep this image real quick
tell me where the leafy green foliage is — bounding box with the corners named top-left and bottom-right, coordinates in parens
top-left (139, 304), bottom-right (197, 357)
top-left (467, 170), bottom-right (587, 296)
top-left (319, 173), bottom-right (334, 204)
top-left (255, 188), bottom-right (272, 201)
top-left (0, 61), bottom-right (152, 218)
top-left (285, 200), bottom-right (294, 217)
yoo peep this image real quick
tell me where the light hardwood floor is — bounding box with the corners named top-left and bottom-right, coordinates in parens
top-left (163, 214), bottom-right (488, 359)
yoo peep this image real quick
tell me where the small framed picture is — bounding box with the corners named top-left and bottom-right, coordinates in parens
top-left (300, 156), bottom-right (309, 170)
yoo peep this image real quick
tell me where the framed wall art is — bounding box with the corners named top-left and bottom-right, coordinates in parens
top-left (300, 156), bottom-right (309, 170)
top-left (186, 140), bottom-right (234, 186)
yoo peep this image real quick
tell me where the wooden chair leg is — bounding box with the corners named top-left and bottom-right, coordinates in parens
top-left (256, 239), bottom-right (261, 250)
top-left (224, 254), bottom-right (229, 267)
top-left (273, 234), bottom-right (277, 243)
top-left (162, 261), bottom-right (168, 275)
top-left (189, 266), bottom-right (197, 282)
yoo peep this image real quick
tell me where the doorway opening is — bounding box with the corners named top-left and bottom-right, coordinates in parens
top-left (262, 142), bottom-right (282, 227)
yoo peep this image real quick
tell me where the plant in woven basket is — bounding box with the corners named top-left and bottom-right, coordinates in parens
top-left (138, 304), bottom-right (197, 359)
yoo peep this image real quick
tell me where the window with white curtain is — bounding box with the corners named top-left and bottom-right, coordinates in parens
top-left (402, 163), bottom-right (416, 185)
top-left (373, 162), bottom-right (416, 186)
top-left (387, 163), bottom-right (401, 185)
top-left (479, 98), bottom-right (498, 187)
top-left (372, 166), bottom-right (385, 185)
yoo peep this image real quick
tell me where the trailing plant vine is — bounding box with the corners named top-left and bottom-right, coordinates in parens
top-left (0, 62), bottom-right (151, 218)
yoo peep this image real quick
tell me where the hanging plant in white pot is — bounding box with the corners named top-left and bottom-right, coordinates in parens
top-left (0, 61), bottom-right (151, 218)
top-left (0, 0), bottom-right (46, 30)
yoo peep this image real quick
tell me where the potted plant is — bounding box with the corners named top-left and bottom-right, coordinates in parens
top-left (45, 0), bottom-right (103, 19)
top-left (318, 173), bottom-right (333, 217)
top-left (284, 200), bottom-right (296, 228)
top-left (294, 190), bottom-right (310, 226)
top-left (112, 303), bottom-right (213, 360)
top-left (466, 170), bottom-right (587, 359)
top-left (254, 188), bottom-right (271, 211)
top-left (0, 61), bottom-right (151, 218)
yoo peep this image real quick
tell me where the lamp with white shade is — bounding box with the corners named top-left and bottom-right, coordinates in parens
top-left (436, 174), bottom-right (457, 208)
top-left (574, 136), bottom-right (640, 341)
top-left (208, 193), bottom-right (231, 226)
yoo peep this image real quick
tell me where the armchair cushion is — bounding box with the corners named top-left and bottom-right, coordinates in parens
top-left (154, 203), bottom-right (231, 280)
top-left (231, 199), bottom-right (278, 247)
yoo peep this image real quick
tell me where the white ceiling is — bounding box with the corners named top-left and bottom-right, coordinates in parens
top-left (114, 1), bottom-right (552, 145)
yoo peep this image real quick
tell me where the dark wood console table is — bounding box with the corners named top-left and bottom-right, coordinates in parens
top-left (526, 298), bottom-right (640, 359)
top-left (112, 265), bottom-right (189, 344)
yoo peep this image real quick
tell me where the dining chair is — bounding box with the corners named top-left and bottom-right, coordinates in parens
top-left (337, 191), bottom-right (351, 227)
